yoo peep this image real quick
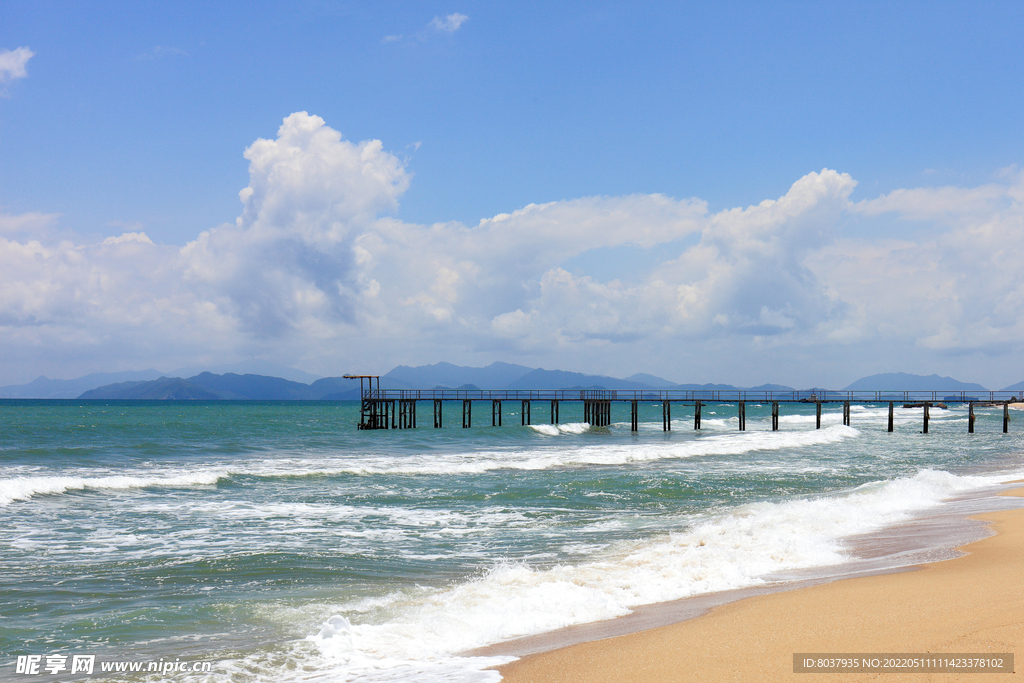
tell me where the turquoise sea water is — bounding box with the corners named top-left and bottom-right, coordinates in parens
top-left (2, 400), bottom-right (1023, 681)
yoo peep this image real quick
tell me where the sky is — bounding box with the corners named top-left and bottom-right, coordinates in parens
top-left (2, 1), bottom-right (1024, 389)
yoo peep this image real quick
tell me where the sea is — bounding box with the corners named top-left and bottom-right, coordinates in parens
top-left (2, 399), bottom-right (1024, 682)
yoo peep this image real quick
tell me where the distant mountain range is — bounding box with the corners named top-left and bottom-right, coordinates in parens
top-left (0, 361), bottom-right (322, 399)
top-left (0, 362), bottom-right (1016, 400)
top-left (844, 372), bottom-right (988, 392)
top-left (78, 373), bottom-right (355, 400)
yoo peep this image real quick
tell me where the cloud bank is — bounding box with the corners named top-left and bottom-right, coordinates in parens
top-left (3, 113), bottom-right (1024, 386)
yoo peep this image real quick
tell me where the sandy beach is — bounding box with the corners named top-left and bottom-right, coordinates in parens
top-left (498, 488), bottom-right (1024, 682)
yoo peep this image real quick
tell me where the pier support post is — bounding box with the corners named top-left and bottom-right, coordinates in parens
top-left (662, 401), bottom-right (671, 431)
top-left (433, 399), bottom-right (443, 428)
top-left (816, 401), bottom-right (821, 429)
top-left (361, 399), bottom-right (370, 429)
top-left (521, 400), bottom-right (531, 425)
top-left (492, 400), bottom-right (502, 427)
top-left (694, 401), bottom-right (702, 430)
top-left (390, 400), bottom-right (396, 429)
top-left (843, 401), bottom-right (851, 426)
top-left (1004, 402), bottom-right (1010, 434)
top-left (631, 400), bottom-right (638, 432)
top-left (462, 400), bottom-right (472, 428)
top-left (969, 402), bottom-right (975, 433)
top-left (772, 402), bottom-right (779, 431)
top-left (551, 400), bottom-right (559, 425)
top-left (738, 401), bottom-right (746, 431)
top-left (585, 400), bottom-right (611, 427)
top-left (923, 403), bottom-right (930, 434)
top-left (398, 399), bottom-right (416, 428)
top-left (888, 402), bottom-right (894, 432)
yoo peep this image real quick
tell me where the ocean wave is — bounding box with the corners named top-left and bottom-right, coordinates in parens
top-left (2, 425), bottom-right (863, 506)
top-left (243, 425), bottom-right (860, 476)
top-left (528, 422), bottom-right (591, 436)
top-left (0, 471), bottom-right (227, 506)
top-left (287, 468), bottom-right (1014, 683)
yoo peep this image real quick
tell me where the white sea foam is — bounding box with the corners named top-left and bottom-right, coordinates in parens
top-left (0, 470), bottom-right (227, 506)
top-left (266, 467), bottom-right (1014, 683)
top-left (528, 422), bottom-right (590, 435)
top-left (0, 425), bottom-right (861, 507)
top-left (250, 424), bottom-right (860, 477)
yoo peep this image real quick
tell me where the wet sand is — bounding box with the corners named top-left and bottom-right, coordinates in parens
top-left (496, 488), bottom-right (1024, 682)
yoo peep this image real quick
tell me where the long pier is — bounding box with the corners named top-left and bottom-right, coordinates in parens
top-left (343, 376), bottom-right (1020, 434)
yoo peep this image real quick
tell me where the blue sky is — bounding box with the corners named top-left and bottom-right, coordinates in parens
top-left (3, 1), bottom-right (1024, 388)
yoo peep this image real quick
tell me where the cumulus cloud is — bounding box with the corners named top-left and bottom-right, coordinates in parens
top-left (812, 168), bottom-right (1024, 353)
top-left (180, 111), bottom-right (409, 338)
top-left (4, 111), bottom-right (1024, 385)
top-left (0, 47), bottom-right (33, 82)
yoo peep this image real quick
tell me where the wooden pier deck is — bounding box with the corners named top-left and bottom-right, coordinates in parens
top-left (344, 375), bottom-right (1020, 434)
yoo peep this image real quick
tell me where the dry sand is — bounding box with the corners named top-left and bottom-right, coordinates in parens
top-left (497, 488), bottom-right (1024, 682)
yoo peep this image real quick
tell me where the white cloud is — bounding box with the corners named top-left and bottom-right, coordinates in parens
top-left (385, 13), bottom-right (468, 44)
top-left (430, 13), bottom-right (469, 33)
top-left (4, 112), bottom-right (1024, 386)
top-left (102, 232), bottom-right (154, 246)
top-left (811, 169), bottom-right (1024, 355)
top-left (853, 183), bottom-right (1009, 220)
top-left (180, 111), bottom-right (410, 338)
top-left (0, 211), bottom-right (59, 235)
top-left (135, 46), bottom-right (188, 60)
top-left (0, 47), bottom-right (33, 82)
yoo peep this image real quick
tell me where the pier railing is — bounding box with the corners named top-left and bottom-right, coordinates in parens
top-left (362, 389), bottom-right (1020, 403)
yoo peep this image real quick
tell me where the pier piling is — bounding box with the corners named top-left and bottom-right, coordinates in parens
top-left (1004, 403), bottom-right (1010, 434)
top-left (662, 401), bottom-right (671, 431)
top-left (397, 399), bottom-right (416, 429)
top-left (738, 401), bottom-right (746, 431)
top-left (771, 402), bottom-right (779, 431)
top-left (923, 403), bottom-right (930, 434)
top-left (492, 400), bottom-right (502, 427)
top-left (551, 400), bottom-right (559, 425)
top-left (694, 401), bottom-right (701, 430)
top-left (888, 402), bottom-right (894, 432)
top-left (433, 399), bottom-right (442, 428)
top-left (816, 401), bottom-right (821, 430)
top-left (521, 400), bottom-right (531, 426)
top-left (969, 402), bottom-right (975, 434)
top-left (843, 401), bottom-right (851, 426)
top-left (584, 400), bottom-right (611, 427)
top-left (462, 400), bottom-right (472, 429)
top-left (630, 400), bottom-right (638, 431)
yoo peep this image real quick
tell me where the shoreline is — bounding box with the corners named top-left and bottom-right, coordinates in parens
top-left (494, 485), bottom-right (1024, 682)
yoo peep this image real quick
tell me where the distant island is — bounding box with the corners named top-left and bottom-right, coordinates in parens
top-left (0, 363), bottom-right (1015, 400)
